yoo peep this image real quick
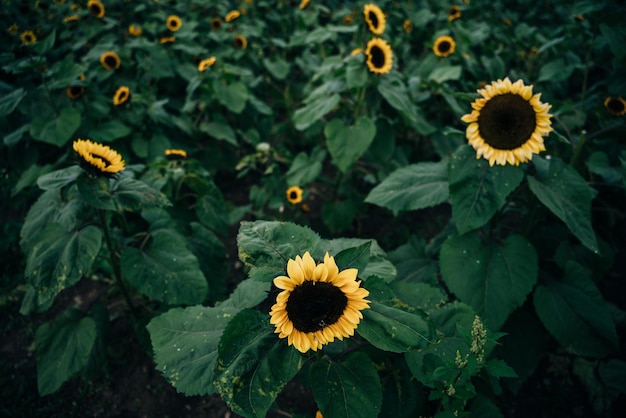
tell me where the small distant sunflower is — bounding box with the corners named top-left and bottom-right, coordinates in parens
top-left (365, 37), bottom-right (393, 75)
top-left (210, 17), bottom-right (223, 30)
top-left (286, 186), bottom-right (303, 205)
top-left (433, 35), bottom-right (455, 57)
top-left (198, 56), bottom-right (217, 71)
top-left (604, 96), bottom-right (626, 116)
top-left (113, 86), bottom-right (130, 106)
top-left (8, 24), bottom-right (19, 36)
top-left (63, 15), bottom-right (80, 23)
top-left (447, 5), bottom-right (462, 22)
top-left (403, 19), bottom-right (413, 33)
top-left (87, 0), bottom-right (105, 18)
top-left (233, 34), bottom-right (247, 49)
top-left (100, 51), bottom-right (120, 70)
top-left (160, 36), bottom-right (175, 44)
top-left (269, 252), bottom-right (371, 353)
top-left (73, 138), bottom-right (125, 176)
top-left (20, 30), bottom-right (36, 45)
top-left (225, 10), bottom-right (241, 22)
top-left (66, 85), bottom-right (85, 100)
top-left (343, 14), bottom-right (354, 24)
top-left (461, 77), bottom-right (553, 166)
top-left (165, 149), bottom-right (187, 159)
top-left (363, 4), bottom-right (386, 35)
top-left (299, 0), bottom-right (310, 9)
top-left (350, 47), bottom-right (363, 56)
top-left (128, 24), bottom-right (142, 36)
top-left (166, 15), bottom-right (182, 32)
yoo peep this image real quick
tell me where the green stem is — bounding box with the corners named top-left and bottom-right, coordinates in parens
top-left (353, 85), bottom-right (367, 120)
top-left (569, 130), bottom-right (587, 170)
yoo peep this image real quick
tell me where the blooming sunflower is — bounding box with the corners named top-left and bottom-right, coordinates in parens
top-left (299, 0), bottom-right (311, 9)
top-left (20, 30), bottom-right (36, 45)
top-left (166, 15), bottom-right (182, 32)
top-left (100, 51), bottom-right (120, 70)
top-left (73, 139), bottom-right (125, 175)
top-left (87, 0), bottom-right (105, 18)
top-left (365, 37), bottom-right (393, 75)
top-left (363, 4), bottom-right (385, 35)
top-left (165, 149), bottom-right (187, 159)
top-left (269, 252), bottom-right (371, 353)
top-left (128, 24), bottom-right (142, 36)
top-left (461, 77), bottom-right (553, 166)
top-left (113, 86), bottom-right (130, 106)
top-left (233, 34), bottom-right (247, 49)
top-left (225, 10), bottom-right (241, 22)
top-left (447, 5), bottom-right (462, 22)
top-left (286, 186), bottom-right (303, 205)
top-left (604, 96), bottom-right (626, 116)
top-left (210, 17), bottom-right (223, 30)
top-left (433, 35), bottom-right (455, 57)
top-left (198, 56), bottom-right (217, 72)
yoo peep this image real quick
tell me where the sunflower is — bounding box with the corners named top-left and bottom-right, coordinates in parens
top-left (198, 56), bottom-right (217, 71)
top-left (128, 24), bottom-right (142, 36)
top-left (210, 17), bottom-right (223, 30)
top-left (87, 0), bottom-right (105, 18)
top-left (403, 19), bottom-right (413, 33)
top-left (8, 24), bottom-right (19, 36)
top-left (363, 4), bottom-right (386, 35)
top-left (365, 37), bottom-right (393, 75)
top-left (447, 5), bottom-right (462, 22)
top-left (113, 86), bottom-right (130, 106)
top-left (165, 149), bottom-right (187, 159)
top-left (20, 30), bottom-right (37, 45)
top-left (233, 34), bottom-right (247, 49)
top-left (461, 77), bottom-right (553, 166)
top-left (433, 35), bottom-right (456, 57)
top-left (225, 10), bottom-right (241, 22)
top-left (66, 85), bottom-right (85, 100)
top-left (299, 0), bottom-right (311, 9)
top-left (160, 36), bottom-right (175, 44)
top-left (166, 15), bottom-right (182, 32)
top-left (63, 15), bottom-right (80, 23)
top-left (350, 47), bottom-right (363, 56)
top-left (286, 186), bottom-right (303, 204)
top-left (604, 96), bottom-right (626, 116)
top-left (100, 51), bottom-right (120, 70)
top-left (269, 252), bottom-right (371, 353)
top-left (343, 14), bottom-right (354, 24)
top-left (73, 139), bottom-right (125, 175)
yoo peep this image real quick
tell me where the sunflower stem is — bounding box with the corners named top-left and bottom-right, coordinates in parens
top-left (333, 340), bottom-right (369, 361)
top-left (569, 130), bottom-right (587, 170)
top-left (353, 85), bottom-right (367, 120)
top-left (579, 35), bottom-right (595, 113)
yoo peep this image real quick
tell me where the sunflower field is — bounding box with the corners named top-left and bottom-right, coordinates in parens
top-left (2, 0), bottom-right (626, 417)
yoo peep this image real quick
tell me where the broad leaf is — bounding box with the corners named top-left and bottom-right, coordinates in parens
top-left (195, 181), bottom-right (230, 236)
top-left (0, 87), bottom-right (26, 116)
top-left (377, 77), bottom-right (435, 135)
top-left (286, 149), bottom-right (325, 187)
top-left (200, 121), bottom-right (237, 146)
top-left (89, 120), bottom-right (131, 142)
top-left (387, 236), bottom-right (439, 284)
top-left (77, 174), bottom-right (171, 212)
top-left (218, 279), bottom-right (271, 310)
top-left (214, 79), bottom-right (248, 113)
top-left (30, 106), bottom-right (81, 147)
top-left (37, 166), bottom-right (83, 190)
top-left (293, 94), bottom-right (341, 131)
top-left (262, 57), bottom-right (290, 80)
top-left (322, 238), bottom-right (396, 283)
top-left (325, 117), bottom-right (376, 173)
top-left (334, 241), bottom-right (371, 273)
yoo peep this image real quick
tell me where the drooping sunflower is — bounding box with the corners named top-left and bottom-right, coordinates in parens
top-left (365, 37), bottom-right (393, 75)
top-left (269, 252), bottom-right (371, 353)
top-left (128, 24), bottom-right (142, 36)
top-left (73, 139), bottom-right (125, 176)
top-left (165, 149), bottom-right (187, 159)
top-left (100, 51), bottom-right (120, 70)
top-left (461, 77), bottom-right (553, 166)
top-left (87, 0), bottom-right (105, 18)
top-left (160, 36), bottom-right (176, 44)
top-left (233, 34), bottom-right (247, 49)
top-left (433, 35), bottom-right (456, 57)
top-left (225, 10), bottom-right (241, 22)
top-left (363, 4), bottom-right (386, 35)
top-left (166, 15), bottom-right (182, 32)
top-left (604, 96), bottom-right (626, 116)
top-left (299, 0), bottom-right (311, 9)
top-left (286, 186), bottom-right (303, 205)
top-left (210, 17), bottom-right (223, 30)
top-left (198, 56), bottom-right (217, 72)
top-left (20, 30), bottom-right (36, 45)
top-left (113, 86), bottom-right (130, 106)
top-left (447, 5), bottom-right (462, 22)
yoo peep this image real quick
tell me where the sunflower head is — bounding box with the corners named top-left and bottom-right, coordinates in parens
top-left (286, 186), bottom-right (303, 205)
top-left (160, 36), bottom-right (176, 44)
top-left (269, 251), bottom-right (371, 353)
top-left (166, 15), bottom-right (182, 32)
top-left (198, 56), bottom-right (217, 72)
top-left (87, 0), bottom-right (105, 18)
top-left (66, 85), bottom-right (85, 100)
top-left (365, 37), bottom-right (393, 75)
top-left (210, 17), bottom-right (223, 30)
top-left (113, 86), bottom-right (130, 106)
top-left (403, 19), bottom-right (413, 33)
top-left (165, 149), bottom-right (187, 160)
top-left (20, 30), bottom-right (36, 45)
top-left (100, 51), bottom-right (121, 70)
top-left (363, 3), bottom-right (386, 35)
top-left (447, 5), bottom-right (462, 22)
top-left (233, 34), bottom-right (247, 49)
top-left (128, 24), bottom-right (142, 36)
top-left (433, 35), bottom-right (456, 57)
top-left (299, 0), bottom-right (311, 9)
top-left (225, 10), bottom-right (241, 22)
top-left (73, 138), bottom-right (125, 176)
top-left (604, 96), bottom-right (626, 116)
top-left (343, 14), bottom-right (354, 24)
top-left (461, 77), bottom-right (553, 166)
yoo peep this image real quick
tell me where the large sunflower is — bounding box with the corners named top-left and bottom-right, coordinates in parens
top-left (269, 252), bottom-right (371, 353)
top-left (365, 37), bottom-right (393, 75)
top-left (165, 149), bottom-right (187, 159)
top-left (66, 85), bottom-right (85, 100)
top-left (363, 4), bottom-right (386, 35)
top-left (604, 96), bottom-right (626, 116)
top-left (113, 86), bottom-right (130, 106)
top-left (87, 0), bottom-right (105, 18)
top-left (100, 51), bottom-right (120, 70)
top-left (73, 139), bottom-right (125, 175)
top-left (433, 35), bottom-right (455, 57)
top-left (166, 15), bottom-right (182, 32)
top-left (461, 77), bottom-right (553, 166)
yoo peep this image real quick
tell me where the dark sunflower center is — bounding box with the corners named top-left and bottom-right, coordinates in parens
top-left (69, 86), bottom-right (83, 96)
top-left (118, 91), bottom-right (127, 101)
top-left (438, 41), bottom-right (451, 53)
top-left (235, 38), bottom-right (243, 47)
top-left (368, 11), bottom-right (379, 29)
top-left (170, 20), bottom-right (178, 28)
top-left (104, 56), bottom-right (117, 68)
top-left (286, 281), bottom-right (348, 333)
top-left (90, 4), bottom-right (101, 14)
top-left (289, 191), bottom-right (298, 200)
top-left (25, 34), bottom-right (34, 42)
top-left (370, 45), bottom-right (385, 68)
top-left (212, 20), bottom-right (221, 29)
top-left (477, 93), bottom-right (537, 150)
top-left (607, 98), bottom-right (625, 113)
top-left (90, 153), bottom-right (112, 167)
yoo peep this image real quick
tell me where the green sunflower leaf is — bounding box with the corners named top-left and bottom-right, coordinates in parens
top-left (334, 241), bottom-right (371, 273)
top-left (121, 228), bottom-right (208, 305)
top-left (4, 123), bottom-right (30, 146)
top-left (285, 149), bottom-right (326, 187)
top-left (533, 261), bottom-right (618, 357)
top-left (322, 238), bottom-right (397, 283)
top-left (325, 117), bottom-right (376, 173)
top-left (147, 305), bottom-right (239, 396)
top-left (0, 87), bottom-right (26, 116)
top-left (199, 120), bottom-right (237, 146)
top-left (262, 57), bottom-right (290, 80)
top-left (217, 279), bottom-right (271, 310)
top-left (195, 181), bottom-right (230, 236)
top-left (527, 156), bottom-right (599, 252)
top-left (449, 145), bottom-right (524, 235)
top-left (439, 232), bottom-right (538, 330)
top-left (377, 77), bottom-right (436, 135)
top-left (358, 301), bottom-right (435, 352)
top-left (365, 160), bottom-right (449, 215)
top-left (37, 166), bottom-right (83, 190)
top-left (213, 79), bottom-right (248, 114)
top-left (77, 174), bottom-right (171, 212)
top-left (293, 93), bottom-right (341, 131)
top-left (237, 220), bottom-right (321, 282)
top-left (310, 352), bottom-right (383, 418)
top-left (30, 106), bottom-right (81, 147)
top-left (36, 308), bottom-right (97, 395)
top-left (89, 120), bottom-right (132, 142)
